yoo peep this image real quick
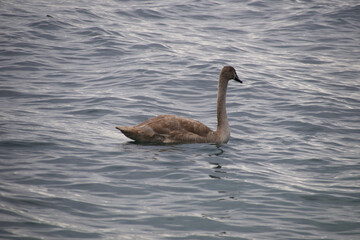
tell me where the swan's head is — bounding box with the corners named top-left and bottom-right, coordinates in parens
top-left (221, 66), bottom-right (242, 83)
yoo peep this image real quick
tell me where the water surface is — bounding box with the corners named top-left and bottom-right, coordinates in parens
top-left (0, 0), bottom-right (359, 239)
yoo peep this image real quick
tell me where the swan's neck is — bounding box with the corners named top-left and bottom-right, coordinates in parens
top-left (216, 77), bottom-right (230, 142)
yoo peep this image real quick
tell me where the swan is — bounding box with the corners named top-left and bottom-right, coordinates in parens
top-left (116, 66), bottom-right (242, 147)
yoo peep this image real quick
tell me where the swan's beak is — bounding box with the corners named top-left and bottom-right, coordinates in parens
top-left (234, 74), bottom-right (242, 83)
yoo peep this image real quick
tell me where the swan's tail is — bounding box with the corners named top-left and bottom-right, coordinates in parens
top-left (116, 126), bottom-right (166, 143)
top-left (115, 126), bottom-right (137, 141)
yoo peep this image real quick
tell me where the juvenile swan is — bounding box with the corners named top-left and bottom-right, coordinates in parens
top-left (116, 66), bottom-right (242, 146)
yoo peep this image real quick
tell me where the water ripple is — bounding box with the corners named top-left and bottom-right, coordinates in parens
top-left (1, 0), bottom-right (360, 239)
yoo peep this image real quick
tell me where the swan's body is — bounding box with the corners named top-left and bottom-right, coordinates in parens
top-left (116, 66), bottom-right (242, 147)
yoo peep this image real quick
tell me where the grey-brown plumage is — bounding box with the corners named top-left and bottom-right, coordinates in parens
top-left (116, 66), bottom-right (242, 146)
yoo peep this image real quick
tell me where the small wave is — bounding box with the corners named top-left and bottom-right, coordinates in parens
top-left (65, 108), bottom-right (116, 117)
top-left (0, 140), bottom-right (56, 148)
top-left (134, 8), bottom-right (166, 19)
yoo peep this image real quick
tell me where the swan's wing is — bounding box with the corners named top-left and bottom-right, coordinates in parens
top-left (137, 115), bottom-right (213, 137)
top-left (117, 115), bottom-right (214, 143)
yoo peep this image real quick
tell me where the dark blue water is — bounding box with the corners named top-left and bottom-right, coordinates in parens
top-left (1, 0), bottom-right (359, 239)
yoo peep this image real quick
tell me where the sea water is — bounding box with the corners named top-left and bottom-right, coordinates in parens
top-left (0, 0), bottom-right (359, 239)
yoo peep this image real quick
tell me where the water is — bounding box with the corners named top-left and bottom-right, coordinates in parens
top-left (1, 0), bottom-right (359, 239)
